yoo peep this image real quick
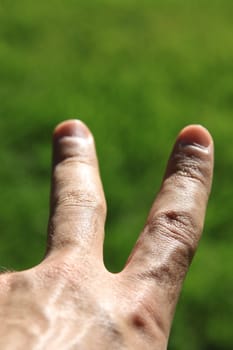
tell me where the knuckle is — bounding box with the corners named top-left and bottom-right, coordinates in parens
top-left (147, 210), bottom-right (200, 257)
top-left (60, 154), bottom-right (96, 168)
top-left (137, 211), bottom-right (203, 289)
top-left (37, 258), bottom-right (83, 288)
top-left (173, 152), bottom-right (207, 186)
top-left (126, 300), bottom-right (167, 344)
top-left (56, 189), bottom-right (106, 215)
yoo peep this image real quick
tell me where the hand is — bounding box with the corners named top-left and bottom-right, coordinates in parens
top-left (0, 120), bottom-right (214, 350)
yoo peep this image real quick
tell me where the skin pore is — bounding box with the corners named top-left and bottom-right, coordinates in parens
top-left (0, 120), bottom-right (214, 349)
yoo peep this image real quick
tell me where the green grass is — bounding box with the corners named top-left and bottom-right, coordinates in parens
top-left (0, 1), bottom-right (233, 348)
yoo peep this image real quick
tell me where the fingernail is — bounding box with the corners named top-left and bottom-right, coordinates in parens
top-left (54, 119), bottom-right (90, 139)
top-left (178, 125), bottom-right (212, 150)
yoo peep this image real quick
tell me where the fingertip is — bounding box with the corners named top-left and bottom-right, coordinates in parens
top-left (52, 120), bottom-right (95, 166)
top-left (177, 124), bottom-right (213, 151)
top-left (53, 119), bottom-right (91, 140)
top-left (162, 124), bottom-right (214, 200)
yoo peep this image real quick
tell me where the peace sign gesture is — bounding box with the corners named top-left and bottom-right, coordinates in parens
top-left (0, 120), bottom-right (214, 349)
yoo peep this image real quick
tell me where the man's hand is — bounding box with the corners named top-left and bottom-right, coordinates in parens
top-left (0, 120), bottom-right (214, 349)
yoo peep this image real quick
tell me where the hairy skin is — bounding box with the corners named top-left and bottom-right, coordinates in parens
top-left (0, 120), bottom-right (214, 349)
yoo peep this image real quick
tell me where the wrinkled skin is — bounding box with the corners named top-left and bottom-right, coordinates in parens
top-left (0, 120), bottom-right (214, 349)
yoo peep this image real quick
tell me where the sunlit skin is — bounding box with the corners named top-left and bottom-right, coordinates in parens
top-left (0, 120), bottom-right (214, 349)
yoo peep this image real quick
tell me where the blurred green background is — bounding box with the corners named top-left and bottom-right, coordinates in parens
top-left (0, 0), bottom-right (232, 348)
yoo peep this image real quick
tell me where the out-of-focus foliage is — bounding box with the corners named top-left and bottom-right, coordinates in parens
top-left (0, 0), bottom-right (232, 348)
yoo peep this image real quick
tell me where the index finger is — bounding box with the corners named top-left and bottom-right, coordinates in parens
top-left (124, 125), bottom-right (214, 326)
